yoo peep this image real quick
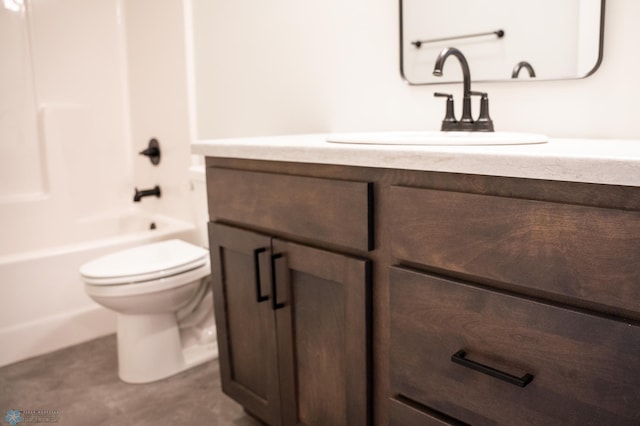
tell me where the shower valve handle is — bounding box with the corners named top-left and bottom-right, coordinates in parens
top-left (139, 139), bottom-right (161, 165)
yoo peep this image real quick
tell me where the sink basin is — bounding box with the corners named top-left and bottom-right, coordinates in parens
top-left (326, 131), bottom-right (548, 146)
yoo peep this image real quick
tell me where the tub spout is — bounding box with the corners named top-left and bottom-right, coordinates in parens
top-left (134, 186), bottom-right (161, 202)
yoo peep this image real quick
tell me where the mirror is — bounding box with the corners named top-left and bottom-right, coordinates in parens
top-left (400, 0), bottom-right (605, 85)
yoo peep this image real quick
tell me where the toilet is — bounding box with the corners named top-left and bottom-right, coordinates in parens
top-left (79, 167), bottom-right (217, 384)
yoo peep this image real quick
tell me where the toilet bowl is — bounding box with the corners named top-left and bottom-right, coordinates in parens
top-left (80, 239), bottom-right (217, 383)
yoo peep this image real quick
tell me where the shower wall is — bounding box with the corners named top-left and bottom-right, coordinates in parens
top-left (122, 0), bottom-right (195, 225)
top-left (0, 0), bottom-right (133, 256)
top-left (0, 0), bottom-right (43, 199)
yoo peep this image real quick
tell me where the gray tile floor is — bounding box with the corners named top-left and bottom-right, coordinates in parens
top-left (0, 335), bottom-right (262, 426)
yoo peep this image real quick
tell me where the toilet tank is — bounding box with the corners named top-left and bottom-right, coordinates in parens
top-left (189, 164), bottom-right (209, 248)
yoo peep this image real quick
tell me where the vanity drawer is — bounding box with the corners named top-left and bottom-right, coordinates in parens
top-left (207, 167), bottom-right (373, 251)
top-left (390, 185), bottom-right (640, 315)
top-left (389, 397), bottom-right (466, 426)
top-left (390, 266), bottom-right (640, 425)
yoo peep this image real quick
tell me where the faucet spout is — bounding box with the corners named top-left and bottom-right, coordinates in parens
top-left (433, 47), bottom-right (473, 123)
top-left (133, 185), bottom-right (161, 202)
top-left (512, 61), bottom-right (536, 78)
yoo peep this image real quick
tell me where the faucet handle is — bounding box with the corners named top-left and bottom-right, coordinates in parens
top-left (434, 92), bottom-right (457, 130)
top-left (139, 138), bottom-right (161, 165)
top-left (469, 91), bottom-right (494, 132)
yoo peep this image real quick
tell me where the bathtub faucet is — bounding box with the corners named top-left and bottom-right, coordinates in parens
top-left (134, 186), bottom-right (161, 202)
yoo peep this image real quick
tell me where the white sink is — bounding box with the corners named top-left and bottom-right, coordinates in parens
top-left (326, 131), bottom-right (548, 146)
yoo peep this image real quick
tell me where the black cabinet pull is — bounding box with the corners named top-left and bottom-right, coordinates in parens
top-left (270, 253), bottom-right (285, 311)
top-left (253, 248), bottom-right (268, 303)
top-left (451, 350), bottom-right (534, 388)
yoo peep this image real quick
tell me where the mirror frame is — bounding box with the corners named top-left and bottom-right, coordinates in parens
top-left (399, 0), bottom-right (606, 85)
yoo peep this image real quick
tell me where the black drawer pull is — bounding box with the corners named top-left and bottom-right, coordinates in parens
top-left (270, 253), bottom-right (285, 311)
top-left (451, 350), bottom-right (534, 388)
top-left (253, 248), bottom-right (268, 303)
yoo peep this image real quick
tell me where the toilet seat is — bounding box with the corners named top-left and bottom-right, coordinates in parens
top-left (80, 239), bottom-right (209, 285)
top-left (84, 263), bottom-right (210, 299)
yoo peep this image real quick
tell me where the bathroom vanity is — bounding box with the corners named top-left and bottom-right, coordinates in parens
top-left (193, 135), bottom-right (640, 425)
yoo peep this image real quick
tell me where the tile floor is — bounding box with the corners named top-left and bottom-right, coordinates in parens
top-left (0, 335), bottom-right (262, 425)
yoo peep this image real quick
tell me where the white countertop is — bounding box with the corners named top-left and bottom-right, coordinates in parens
top-left (191, 133), bottom-right (640, 187)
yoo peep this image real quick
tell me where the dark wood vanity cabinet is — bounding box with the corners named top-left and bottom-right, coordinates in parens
top-left (206, 167), bottom-right (371, 426)
top-left (389, 185), bottom-right (640, 425)
top-left (205, 158), bottom-right (640, 426)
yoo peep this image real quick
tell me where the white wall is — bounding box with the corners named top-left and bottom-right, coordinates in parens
top-left (190, 0), bottom-right (640, 141)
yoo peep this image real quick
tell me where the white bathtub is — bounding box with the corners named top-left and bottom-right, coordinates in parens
top-left (0, 212), bottom-right (199, 367)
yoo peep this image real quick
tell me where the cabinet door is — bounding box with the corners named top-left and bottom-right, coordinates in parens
top-left (208, 223), bottom-right (281, 425)
top-left (271, 239), bottom-right (370, 426)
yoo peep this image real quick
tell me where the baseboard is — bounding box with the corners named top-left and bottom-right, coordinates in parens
top-left (0, 305), bottom-right (116, 368)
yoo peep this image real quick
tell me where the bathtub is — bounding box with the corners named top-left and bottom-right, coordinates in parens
top-left (0, 212), bottom-right (199, 367)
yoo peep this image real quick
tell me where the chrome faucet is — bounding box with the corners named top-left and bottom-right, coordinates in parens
top-left (432, 47), bottom-right (494, 132)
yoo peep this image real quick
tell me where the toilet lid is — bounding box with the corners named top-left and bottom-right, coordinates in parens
top-left (80, 239), bottom-right (209, 285)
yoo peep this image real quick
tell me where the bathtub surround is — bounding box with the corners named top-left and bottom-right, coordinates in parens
top-left (0, 1), bottom-right (132, 256)
top-left (0, 335), bottom-right (259, 426)
top-left (0, 2), bottom-right (42, 199)
top-left (123, 0), bottom-right (195, 225)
